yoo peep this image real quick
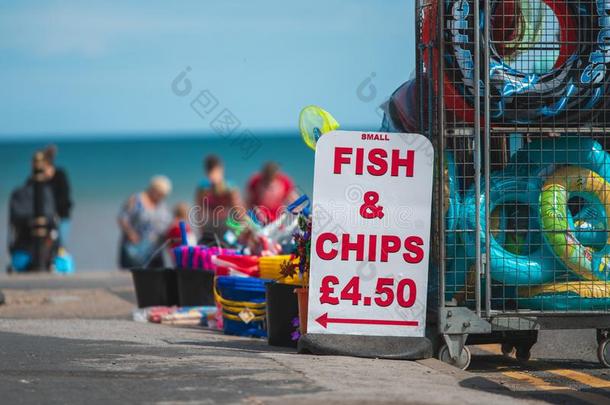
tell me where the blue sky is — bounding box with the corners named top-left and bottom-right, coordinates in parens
top-left (0, 0), bottom-right (414, 139)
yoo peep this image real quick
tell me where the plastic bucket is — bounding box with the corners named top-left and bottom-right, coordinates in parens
top-left (216, 276), bottom-right (268, 337)
top-left (222, 318), bottom-right (267, 337)
top-left (176, 268), bottom-right (215, 307)
top-left (265, 282), bottom-right (299, 348)
top-left (216, 276), bottom-right (267, 302)
top-left (130, 268), bottom-right (178, 308)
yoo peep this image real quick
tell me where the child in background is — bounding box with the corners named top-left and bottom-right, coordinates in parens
top-left (166, 203), bottom-right (197, 248)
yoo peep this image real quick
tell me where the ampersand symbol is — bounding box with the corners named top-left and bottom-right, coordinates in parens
top-left (359, 191), bottom-right (384, 219)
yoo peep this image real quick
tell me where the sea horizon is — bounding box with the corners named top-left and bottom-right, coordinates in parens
top-left (0, 133), bottom-right (316, 271)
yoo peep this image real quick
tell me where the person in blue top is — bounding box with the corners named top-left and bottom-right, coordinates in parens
top-left (117, 175), bottom-right (172, 269)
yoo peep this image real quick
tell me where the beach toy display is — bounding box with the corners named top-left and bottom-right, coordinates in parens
top-left (444, 247), bottom-right (472, 303)
top-left (518, 281), bottom-right (610, 311)
top-left (572, 207), bottom-right (608, 250)
top-left (298, 105), bottom-right (339, 150)
top-left (422, 0), bottom-right (609, 124)
top-left (462, 175), bottom-right (562, 285)
top-left (507, 137), bottom-right (610, 180)
top-left (213, 255), bottom-right (260, 277)
top-left (130, 268), bottom-right (179, 308)
top-left (444, 202), bottom-right (528, 304)
top-left (176, 268), bottom-right (216, 307)
top-left (439, 152), bottom-right (466, 300)
top-left (380, 78), bottom-right (423, 133)
top-left (445, 252), bottom-right (518, 308)
top-left (540, 166), bottom-right (610, 281)
top-left (173, 245), bottom-right (240, 271)
top-left (258, 255), bottom-right (300, 284)
top-left (215, 276), bottom-right (268, 337)
top-left (444, 152), bottom-right (462, 254)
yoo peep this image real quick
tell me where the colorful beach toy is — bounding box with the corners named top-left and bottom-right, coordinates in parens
top-left (298, 105), bottom-right (339, 150)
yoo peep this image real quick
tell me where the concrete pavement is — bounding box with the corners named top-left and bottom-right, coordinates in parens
top-left (0, 319), bottom-right (536, 404)
top-left (0, 271), bottom-right (608, 404)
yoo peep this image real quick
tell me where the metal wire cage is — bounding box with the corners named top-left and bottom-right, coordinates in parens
top-left (414, 0), bottom-right (610, 369)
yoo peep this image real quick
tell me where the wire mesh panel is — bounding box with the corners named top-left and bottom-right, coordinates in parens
top-left (421, 0), bottom-right (610, 318)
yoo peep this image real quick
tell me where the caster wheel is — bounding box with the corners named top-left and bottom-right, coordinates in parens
top-left (597, 338), bottom-right (610, 368)
top-left (501, 343), bottom-right (514, 356)
top-left (515, 346), bottom-right (531, 363)
top-left (438, 344), bottom-right (471, 370)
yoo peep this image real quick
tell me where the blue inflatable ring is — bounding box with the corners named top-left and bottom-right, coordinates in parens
top-left (462, 175), bottom-right (561, 285)
top-left (567, 194), bottom-right (608, 250)
top-left (518, 281), bottom-right (610, 311)
top-left (507, 136), bottom-right (610, 180)
top-left (445, 246), bottom-right (517, 307)
top-left (509, 136), bottom-right (610, 248)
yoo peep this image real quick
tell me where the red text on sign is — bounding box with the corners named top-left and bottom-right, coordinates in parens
top-left (315, 233), bottom-right (424, 264)
top-left (333, 147), bottom-right (415, 177)
top-left (319, 276), bottom-right (417, 308)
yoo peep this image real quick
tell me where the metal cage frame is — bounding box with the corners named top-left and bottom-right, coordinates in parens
top-left (415, 0), bottom-right (610, 368)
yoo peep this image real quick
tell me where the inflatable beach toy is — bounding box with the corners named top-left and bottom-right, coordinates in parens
top-left (444, 247), bottom-right (473, 303)
top-left (573, 206), bottom-right (607, 250)
top-left (298, 105), bottom-right (339, 150)
top-left (518, 281), bottom-right (610, 311)
top-left (445, 247), bottom-right (517, 308)
top-left (423, 0), bottom-right (608, 124)
top-left (381, 78), bottom-right (424, 133)
top-left (540, 166), bottom-right (610, 281)
top-left (430, 152), bottom-right (462, 305)
top-left (508, 137), bottom-right (610, 180)
top-left (444, 152), bottom-right (461, 254)
top-left (462, 175), bottom-right (561, 285)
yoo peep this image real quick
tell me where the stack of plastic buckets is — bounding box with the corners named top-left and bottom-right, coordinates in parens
top-left (215, 276), bottom-right (269, 337)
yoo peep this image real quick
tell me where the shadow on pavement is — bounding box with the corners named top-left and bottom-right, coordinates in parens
top-left (0, 330), bottom-right (318, 404)
top-left (167, 337), bottom-right (296, 354)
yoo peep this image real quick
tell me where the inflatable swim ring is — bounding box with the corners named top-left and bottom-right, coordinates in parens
top-left (508, 136), bottom-right (610, 180)
top-left (489, 203), bottom-right (538, 256)
top-left (423, 1), bottom-right (609, 124)
top-left (508, 136), bottom-right (610, 249)
top-left (445, 249), bottom-right (517, 308)
top-left (540, 166), bottom-right (610, 281)
top-left (518, 281), bottom-right (610, 310)
top-left (565, 199), bottom-right (608, 250)
top-left (463, 175), bottom-right (561, 285)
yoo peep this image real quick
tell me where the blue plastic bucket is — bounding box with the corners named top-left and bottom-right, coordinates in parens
top-left (216, 276), bottom-right (269, 337)
top-left (216, 276), bottom-right (268, 303)
top-left (222, 318), bottom-right (267, 337)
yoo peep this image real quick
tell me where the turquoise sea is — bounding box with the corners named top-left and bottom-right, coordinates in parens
top-left (0, 133), bottom-right (314, 271)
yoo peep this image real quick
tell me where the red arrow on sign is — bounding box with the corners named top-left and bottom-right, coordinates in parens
top-left (315, 313), bottom-right (419, 328)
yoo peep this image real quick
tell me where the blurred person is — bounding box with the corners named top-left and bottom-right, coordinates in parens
top-left (42, 145), bottom-right (73, 248)
top-left (246, 161), bottom-right (297, 224)
top-left (117, 175), bottom-right (172, 269)
top-left (7, 151), bottom-right (58, 272)
top-left (166, 202), bottom-right (197, 249)
top-left (194, 155), bottom-right (244, 245)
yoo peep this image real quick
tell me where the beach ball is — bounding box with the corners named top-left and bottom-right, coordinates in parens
top-left (299, 105), bottom-right (339, 151)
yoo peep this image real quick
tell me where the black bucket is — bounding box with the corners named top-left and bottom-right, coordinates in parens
top-left (265, 282), bottom-right (299, 348)
top-left (176, 268), bottom-right (215, 307)
top-left (130, 268), bottom-right (178, 308)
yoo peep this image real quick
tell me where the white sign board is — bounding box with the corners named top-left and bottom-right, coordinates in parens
top-left (308, 131), bottom-right (434, 337)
